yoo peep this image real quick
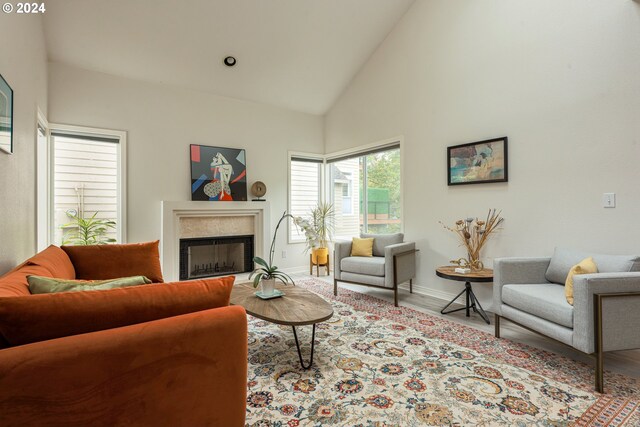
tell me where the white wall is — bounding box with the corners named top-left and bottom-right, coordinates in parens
top-left (48, 62), bottom-right (324, 270)
top-left (0, 14), bottom-right (48, 274)
top-left (325, 0), bottom-right (640, 306)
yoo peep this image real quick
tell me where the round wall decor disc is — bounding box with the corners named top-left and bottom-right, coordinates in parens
top-left (251, 181), bottom-right (267, 198)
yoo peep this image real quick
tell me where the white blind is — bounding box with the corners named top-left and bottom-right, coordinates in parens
top-left (289, 159), bottom-right (321, 241)
top-left (326, 141), bottom-right (400, 164)
top-left (52, 135), bottom-right (119, 244)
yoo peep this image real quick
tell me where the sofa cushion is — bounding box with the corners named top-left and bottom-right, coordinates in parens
top-left (62, 241), bottom-right (164, 282)
top-left (341, 272), bottom-right (386, 287)
top-left (0, 275), bottom-right (235, 347)
top-left (361, 233), bottom-right (404, 257)
top-left (502, 283), bottom-right (574, 328)
top-left (341, 256), bottom-right (385, 277)
top-left (27, 275), bottom-right (153, 294)
top-left (545, 247), bottom-right (640, 285)
top-left (25, 245), bottom-right (76, 280)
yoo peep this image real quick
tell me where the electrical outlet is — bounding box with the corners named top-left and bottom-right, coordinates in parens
top-left (603, 193), bottom-right (616, 208)
top-left (281, 250), bottom-right (287, 259)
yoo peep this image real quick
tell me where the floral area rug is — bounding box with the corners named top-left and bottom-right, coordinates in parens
top-left (245, 278), bottom-right (640, 426)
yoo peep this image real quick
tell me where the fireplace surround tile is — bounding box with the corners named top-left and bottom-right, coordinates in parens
top-left (161, 201), bottom-right (270, 282)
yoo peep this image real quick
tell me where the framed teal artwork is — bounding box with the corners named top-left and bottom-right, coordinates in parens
top-left (0, 73), bottom-right (13, 155)
top-left (448, 137), bottom-right (508, 185)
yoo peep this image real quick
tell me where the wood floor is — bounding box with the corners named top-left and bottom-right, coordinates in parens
top-left (291, 272), bottom-right (640, 380)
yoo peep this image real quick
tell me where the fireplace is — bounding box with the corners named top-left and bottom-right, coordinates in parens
top-left (179, 235), bottom-right (254, 280)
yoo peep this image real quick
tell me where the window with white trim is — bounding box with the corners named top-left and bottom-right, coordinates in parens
top-left (288, 155), bottom-right (322, 242)
top-left (50, 126), bottom-right (126, 245)
top-left (327, 143), bottom-right (401, 238)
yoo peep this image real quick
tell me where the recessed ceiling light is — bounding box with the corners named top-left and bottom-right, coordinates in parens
top-left (224, 56), bottom-right (237, 67)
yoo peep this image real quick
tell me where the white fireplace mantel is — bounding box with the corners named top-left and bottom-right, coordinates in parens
top-left (161, 201), bottom-right (270, 282)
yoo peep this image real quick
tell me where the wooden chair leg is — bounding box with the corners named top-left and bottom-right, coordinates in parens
top-left (494, 314), bottom-right (501, 338)
top-left (326, 256), bottom-right (330, 276)
top-left (333, 279), bottom-right (338, 296)
top-left (394, 286), bottom-right (398, 307)
top-left (594, 294), bottom-right (604, 393)
top-left (595, 352), bottom-right (604, 393)
top-left (409, 279), bottom-right (413, 294)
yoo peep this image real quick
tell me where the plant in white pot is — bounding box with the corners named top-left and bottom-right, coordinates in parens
top-left (249, 211), bottom-right (316, 296)
top-left (307, 202), bottom-right (334, 265)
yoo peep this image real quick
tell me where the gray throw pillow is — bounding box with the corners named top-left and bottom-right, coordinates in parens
top-left (360, 233), bottom-right (404, 257)
top-left (545, 247), bottom-right (640, 285)
top-left (27, 275), bottom-right (153, 294)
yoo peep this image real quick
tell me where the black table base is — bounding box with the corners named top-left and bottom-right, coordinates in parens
top-left (440, 281), bottom-right (490, 324)
top-left (291, 324), bottom-right (316, 369)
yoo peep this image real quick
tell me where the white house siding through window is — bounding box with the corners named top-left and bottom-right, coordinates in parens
top-left (289, 157), bottom-right (322, 242)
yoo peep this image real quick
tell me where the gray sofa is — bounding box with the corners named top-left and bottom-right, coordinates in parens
top-left (493, 247), bottom-right (640, 392)
top-left (334, 233), bottom-right (417, 307)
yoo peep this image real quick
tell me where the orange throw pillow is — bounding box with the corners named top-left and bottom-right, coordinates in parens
top-left (25, 245), bottom-right (76, 280)
top-left (0, 276), bottom-right (235, 347)
top-left (62, 241), bottom-right (163, 282)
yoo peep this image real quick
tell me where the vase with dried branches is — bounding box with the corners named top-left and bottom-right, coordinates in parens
top-left (440, 209), bottom-right (504, 271)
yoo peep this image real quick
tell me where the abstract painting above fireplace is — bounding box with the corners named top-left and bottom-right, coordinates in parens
top-left (190, 144), bottom-right (248, 201)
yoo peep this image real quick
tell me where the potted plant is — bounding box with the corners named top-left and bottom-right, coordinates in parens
top-left (249, 211), bottom-right (315, 295)
top-left (440, 209), bottom-right (504, 270)
top-left (62, 211), bottom-right (117, 245)
top-left (306, 202), bottom-right (334, 265)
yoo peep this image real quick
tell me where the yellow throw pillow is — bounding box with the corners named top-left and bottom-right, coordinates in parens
top-left (351, 237), bottom-right (374, 257)
top-left (565, 257), bottom-right (598, 305)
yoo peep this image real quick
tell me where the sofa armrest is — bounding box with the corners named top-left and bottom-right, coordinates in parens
top-left (384, 242), bottom-right (416, 287)
top-left (493, 257), bottom-right (551, 315)
top-left (334, 240), bottom-right (352, 280)
top-left (572, 272), bottom-right (640, 354)
top-left (0, 305), bottom-right (248, 427)
top-left (0, 276), bottom-right (235, 347)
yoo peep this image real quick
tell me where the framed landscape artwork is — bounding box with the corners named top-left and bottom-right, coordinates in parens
top-left (447, 137), bottom-right (508, 185)
top-left (0, 73), bottom-right (13, 154)
top-left (190, 144), bottom-right (247, 201)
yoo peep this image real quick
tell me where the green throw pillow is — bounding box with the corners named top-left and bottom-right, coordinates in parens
top-left (27, 275), bottom-right (152, 294)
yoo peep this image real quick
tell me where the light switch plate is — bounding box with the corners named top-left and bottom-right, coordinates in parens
top-left (603, 193), bottom-right (616, 208)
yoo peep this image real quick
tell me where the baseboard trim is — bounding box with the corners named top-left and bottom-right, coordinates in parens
top-left (284, 271), bottom-right (470, 307)
top-left (398, 282), bottom-right (461, 304)
top-left (282, 265), bottom-right (311, 275)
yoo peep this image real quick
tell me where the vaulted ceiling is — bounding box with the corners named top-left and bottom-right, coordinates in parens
top-left (43, 0), bottom-right (415, 114)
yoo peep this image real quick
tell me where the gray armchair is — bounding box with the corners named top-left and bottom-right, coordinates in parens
top-left (493, 248), bottom-right (640, 392)
top-left (334, 233), bottom-right (417, 307)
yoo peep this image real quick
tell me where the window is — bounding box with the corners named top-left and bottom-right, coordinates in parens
top-left (327, 143), bottom-right (401, 238)
top-left (288, 155), bottom-right (323, 242)
top-left (36, 112), bottom-right (49, 251)
top-left (329, 158), bottom-right (359, 236)
top-left (50, 125), bottom-right (126, 245)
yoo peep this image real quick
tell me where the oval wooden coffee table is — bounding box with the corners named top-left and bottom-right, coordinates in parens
top-left (231, 282), bottom-right (334, 369)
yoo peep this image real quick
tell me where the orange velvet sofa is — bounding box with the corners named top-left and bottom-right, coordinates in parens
top-left (0, 243), bottom-right (248, 427)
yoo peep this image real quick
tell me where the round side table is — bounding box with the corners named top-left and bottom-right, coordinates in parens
top-left (435, 266), bottom-right (493, 324)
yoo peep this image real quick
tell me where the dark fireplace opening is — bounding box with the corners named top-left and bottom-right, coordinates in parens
top-left (179, 235), bottom-right (254, 280)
